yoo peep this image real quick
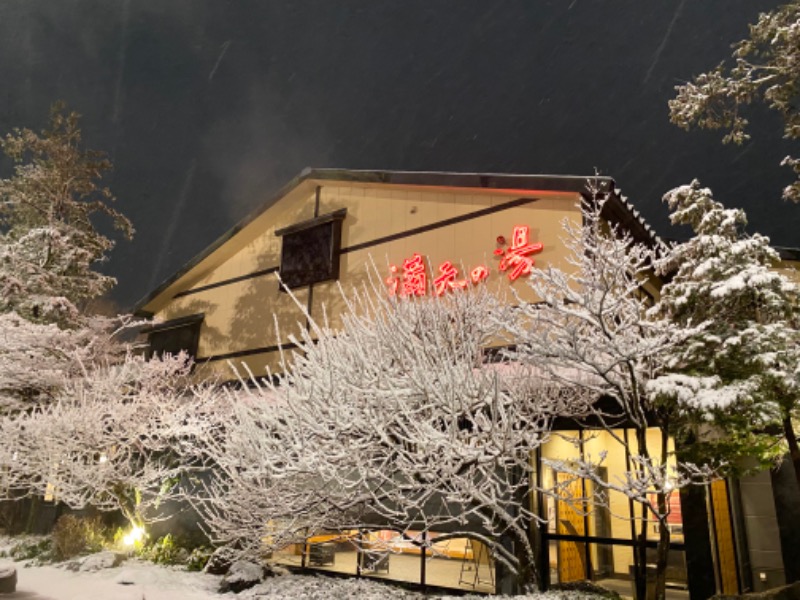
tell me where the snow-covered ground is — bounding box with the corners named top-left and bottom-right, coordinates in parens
top-left (0, 536), bottom-right (601, 600)
top-left (2, 559), bottom-right (603, 600)
top-left (8, 560), bottom-right (221, 600)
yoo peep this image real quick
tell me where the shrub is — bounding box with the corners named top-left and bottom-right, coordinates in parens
top-left (138, 534), bottom-right (181, 565)
top-left (186, 546), bottom-right (213, 571)
top-left (51, 515), bottom-right (108, 561)
top-left (9, 537), bottom-right (52, 562)
top-left (136, 534), bottom-right (213, 570)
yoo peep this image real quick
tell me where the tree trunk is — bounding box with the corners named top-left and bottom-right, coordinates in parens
top-left (634, 502), bottom-right (648, 600)
top-left (111, 483), bottom-right (143, 530)
top-left (781, 415), bottom-right (800, 489)
top-left (653, 425), bottom-right (672, 600)
top-left (510, 462), bottom-right (539, 595)
top-left (633, 427), bottom-right (649, 600)
top-left (503, 512), bottom-right (539, 594)
top-left (514, 552), bottom-right (539, 595)
top-left (654, 492), bottom-right (671, 600)
top-left (632, 426), bottom-right (671, 600)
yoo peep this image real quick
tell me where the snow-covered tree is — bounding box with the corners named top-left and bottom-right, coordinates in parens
top-left (0, 106), bottom-right (216, 537)
top-left (649, 180), bottom-right (800, 487)
top-left (190, 282), bottom-right (593, 592)
top-left (503, 187), bottom-right (710, 600)
top-left (0, 313), bottom-right (140, 414)
top-left (0, 102), bottom-right (133, 327)
top-left (0, 104), bottom-right (136, 412)
top-left (0, 352), bottom-right (219, 529)
top-left (669, 1), bottom-right (800, 202)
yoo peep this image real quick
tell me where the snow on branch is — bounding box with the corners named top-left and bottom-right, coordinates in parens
top-left (188, 279), bottom-right (592, 591)
top-left (503, 182), bottom-right (713, 600)
top-left (0, 352), bottom-right (221, 527)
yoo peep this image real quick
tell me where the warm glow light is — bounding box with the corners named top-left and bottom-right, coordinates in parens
top-left (122, 525), bottom-right (145, 547)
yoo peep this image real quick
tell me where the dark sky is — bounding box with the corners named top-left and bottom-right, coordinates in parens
top-left (0, 1), bottom-right (797, 310)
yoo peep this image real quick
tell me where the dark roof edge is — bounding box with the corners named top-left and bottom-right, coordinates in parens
top-left (140, 312), bottom-right (204, 334)
top-left (133, 168), bottom-right (656, 315)
top-left (776, 246), bottom-right (800, 262)
top-left (308, 168), bottom-right (611, 194)
top-left (132, 167), bottom-right (317, 315)
top-left (600, 181), bottom-right (664, 250)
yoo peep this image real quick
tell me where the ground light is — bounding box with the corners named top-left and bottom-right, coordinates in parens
top-left (122, 525), bottom-right (145, 547)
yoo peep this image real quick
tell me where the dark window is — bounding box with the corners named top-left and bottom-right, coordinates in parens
top-left (145, 314), bottom-right (203, 359)
top-left (275, 209), bottom-right (346, 289)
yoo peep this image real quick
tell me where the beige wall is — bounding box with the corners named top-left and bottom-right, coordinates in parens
top-left (775, 259), bottom-right (800, 287)
top-left (148, 181), bottom-right (582, 380)
top-left (145, 178), bottom-right (798, 382)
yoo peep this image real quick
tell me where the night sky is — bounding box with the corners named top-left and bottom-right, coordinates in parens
top-left (0, 1), bottom-right (797, 310)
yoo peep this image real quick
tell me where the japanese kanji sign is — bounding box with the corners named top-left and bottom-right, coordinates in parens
top-left (386, 225), bottom-right (543, 296)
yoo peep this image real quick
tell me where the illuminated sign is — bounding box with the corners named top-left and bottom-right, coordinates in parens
top-left (386, 225), bottom-right (543, 296)
top-left (495, 225), bottom-right (543, 281)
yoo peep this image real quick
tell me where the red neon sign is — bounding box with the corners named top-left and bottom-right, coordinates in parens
top-left (402, 253), bottom-right (427, 296)
top-left (433, 261), bottom-right (468, 296)
top-left (470, 265), bottom-right (489, 284)
top-left (387, 225), bottom-right (543, 296)
top-left (495, 225), bottom-right (543, 281)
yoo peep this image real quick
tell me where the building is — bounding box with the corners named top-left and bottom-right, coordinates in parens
top-left (135, 169), bottom-right (798, 598)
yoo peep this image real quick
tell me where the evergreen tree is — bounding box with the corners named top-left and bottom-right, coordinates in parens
top-left (0, 104), bottom-right (134, 411)
top-left (0, 102), bottom-right (133, 328)
top-left (649, 180), bottom-right (800, 486)
top-left (669, 1), bottom-right (800, 203)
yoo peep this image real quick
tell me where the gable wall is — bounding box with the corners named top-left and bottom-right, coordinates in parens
top-left (149, 181), bottom-right (582, 380)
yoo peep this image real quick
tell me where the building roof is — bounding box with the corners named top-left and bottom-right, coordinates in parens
top-left (776, 247), bottom-right (800, 262)
top-left (134, 168), bottom-right (660, 316)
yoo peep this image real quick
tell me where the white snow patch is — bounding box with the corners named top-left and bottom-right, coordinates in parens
top-left (0, 559), bottom-right (15, 577)
top-left (3, 559), bottom-right (607, 600)
top-left (75, 550), bottom-right (125, 572)
top-left (225, 560), bottom-right (264, 584)
top-left (10, 559), bottom-right (221, 600)
top-left (241, 572), bottom-right (605, 599)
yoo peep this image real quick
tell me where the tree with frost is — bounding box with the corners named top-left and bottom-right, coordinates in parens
top-left (0, 352), bottom-right (220, 531)
top-left (0, 104), bottom-right (135, 411)
top-left (189, 283), bottom-right (593, 592)
top-left (0, 106), bottom-right (212, 537)
top-left (0, 102), bottom-right (133, 326)
top-left (649, 180), bottom-right (800, 487)
top-left (0, 312), bottom-right (137, 414)
top-left (503, 187), bottom-right (711, 600)
top-left (669, 1), bottom-right (800, 203)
